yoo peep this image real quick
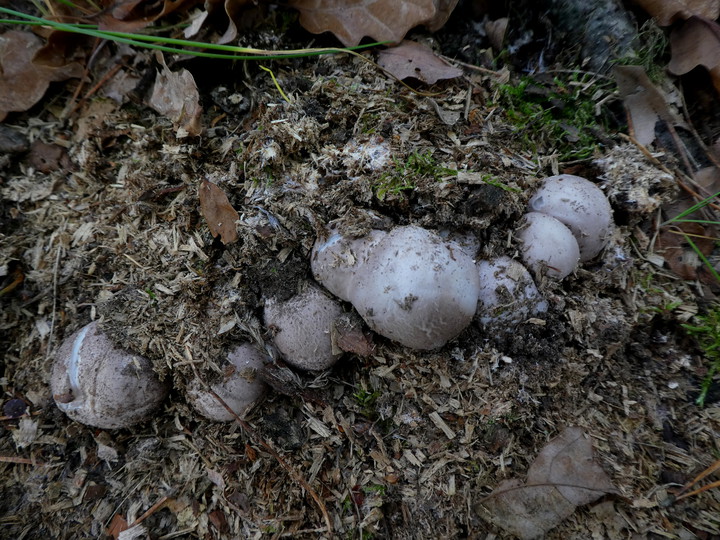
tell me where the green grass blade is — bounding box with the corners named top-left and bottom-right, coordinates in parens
top-left (683, 232), bottom-right (720, 283)
top-left (0, 7), bottom-right (386, 60)
top-left (663, 189), bottom-right (720, 226)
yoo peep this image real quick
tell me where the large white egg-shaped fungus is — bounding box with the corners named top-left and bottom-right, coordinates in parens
top-left (528, 174), bottom-right (613, 262)
top-left (313, 225), bottom-right (481, 350)
top-left (518, 212), bottom-right (580, 280)
top-left (476, 256), bottom-right (548, 328)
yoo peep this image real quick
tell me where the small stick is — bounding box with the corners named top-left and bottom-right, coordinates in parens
top-left (128, 496), bottom-right (169, 528)
top-left (209, 389), bottom-right (333, 534)
top-left (0, 455), bottom-right (44, 465)
top-left (66, 62), bottom-right (123, 118)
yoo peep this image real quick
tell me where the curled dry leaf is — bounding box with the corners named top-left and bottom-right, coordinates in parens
top-left (377, 40), bottom-right (463, 84)
top-left (331, 313), bottom-right (375, 357)
top-left (97, 0), bottom-right (195, 32)
top-left (669, 16), bottom-right (720, 94)
top-left (476, 427), bottom-right (617, 540)
top-left (199, 180), bottom-right (239, 245)
top-left (0, 31), bottom-right (83, 121)
top-left (485, 17), bottom-right (509, 51)
top-left (613, 65), bottom-right (685, 146)
top-left (148, 55), bottom-right (203, 137)
top-left (657, 222), bottom-right (716, 282)
top-left (634, 0), bottom-right (720, 26)
top-left (289, 0), bottom-right (459, 47)
top-left (216, 0), bottom-right (257, 44)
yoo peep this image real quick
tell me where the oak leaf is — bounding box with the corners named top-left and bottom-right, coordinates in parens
top-left (476, 427), bottom-right (616, 540)
top-left (0, 31), bottom-right (83, 121)
top-left (289, 0), bottom-right (459, 47)
top-left (613, 65), bottom-right (685, 146)
top-left (377, 40), bottom-right (462, 84)
top-left (669, 16), bottom-right (720, 94)
top-left (634, 0), bottom-right (719, 26)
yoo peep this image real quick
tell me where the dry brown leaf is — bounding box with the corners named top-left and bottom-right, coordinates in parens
top-left (657, 222), bottom-right (715, 280)
top-left (331, 313), bottom-right (375, 356)
top-left (27, 141), bottom-right (73, 174)
top-left (199, 180), bottom-right (239, 245)
top-left (377, 40), bottom-right (462, 84)
top-left (0, 30), bottom-right (83, 121)
top-left (613, 66), bottom-right (684, 146)
top-left (106, 513), bottom-right (129, 539)
top-left (97, 0), bottom-right (196, 32)
top-left (148, 54), bottom-right (203, 137)
top-left (208, 509), bottom-right (230, 533)
top-left (289, 0), bottom-right (458, 47)
top-left (669, 16), bottom-right (720, 94)
top-left (477, 427), bottom-right (616, 540)
top-left (634, 0), bottom-right (720, 26)
top-left (423, 0), bottom-right (461, 31)
top-left (485, 17), bottom-right (509, 51)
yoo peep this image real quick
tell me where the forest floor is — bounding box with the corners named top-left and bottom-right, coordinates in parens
top-left (1, 2), bottom-right (719, 539)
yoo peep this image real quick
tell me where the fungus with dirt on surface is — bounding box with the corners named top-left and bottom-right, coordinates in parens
top-left (264, 284), bottom-right (345, 370)
top-left (312, 225), bottom-right (480, 350)
top-left (186, 343), bottom-right (269, 422)
top-left (476, 256), bottom-right (548, 328)
top-left (51, 321), bottom-right (169, 430)
top-left (528, 174), bottom-right (614, 262)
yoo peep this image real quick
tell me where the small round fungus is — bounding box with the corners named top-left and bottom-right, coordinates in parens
top-left (476, 256), bottom-right (548, 327)
top-left (186, 343), bottom-right (268, 422)
top-left (264, 285), bottom-right (344, 370)
top-left (51, 322), bottom-right (169, 429)
top-left (528, 174), bottom-right (613, 262)
top-left (313, 225), bottom-right (480, 350)
top-left (518, 212), bottom-right (580, 280)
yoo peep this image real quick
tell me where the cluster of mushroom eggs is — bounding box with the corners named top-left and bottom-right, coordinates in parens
top-left (50, 175), bottom-right (613, 428)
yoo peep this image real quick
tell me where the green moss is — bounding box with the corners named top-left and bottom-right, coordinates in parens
top-left (613, 20), bottom-right (669, 82)
top-left (374, 150), bottom-right (456, 200)
top-left (494, 73), bottom-right (611, 162)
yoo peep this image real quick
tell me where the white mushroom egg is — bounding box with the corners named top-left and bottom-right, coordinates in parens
top-left (51, 322), bottom-right (169, 429)
top-left (476, 256), bottom-right (548, 327)
top-left (528, 174), bottom-right (613, 262)
top-left (264, 285), bottom-right (344, 370)
top-left (518, 212), bottom-right (580, 280)
top-left (186, 343), bottom-right (268, 422)
top-left (314, 225), bottom-right (480, 350)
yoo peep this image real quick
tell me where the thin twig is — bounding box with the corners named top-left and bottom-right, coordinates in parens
top-left (208, 389), bottom-right (333, 534)
top-left (0, 455), bottom-right (44, 465)
top-left (674, 459), bottom-right (720, 500)
top-left (129, 496), bottom-right (169, 528)
top-left (66, 61), bottom-right (123, 118)
top-left (45, 246), bottom-right (62, 365)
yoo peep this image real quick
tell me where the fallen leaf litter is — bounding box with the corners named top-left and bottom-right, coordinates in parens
top-left (1, 29), bottom-right (719, 540)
